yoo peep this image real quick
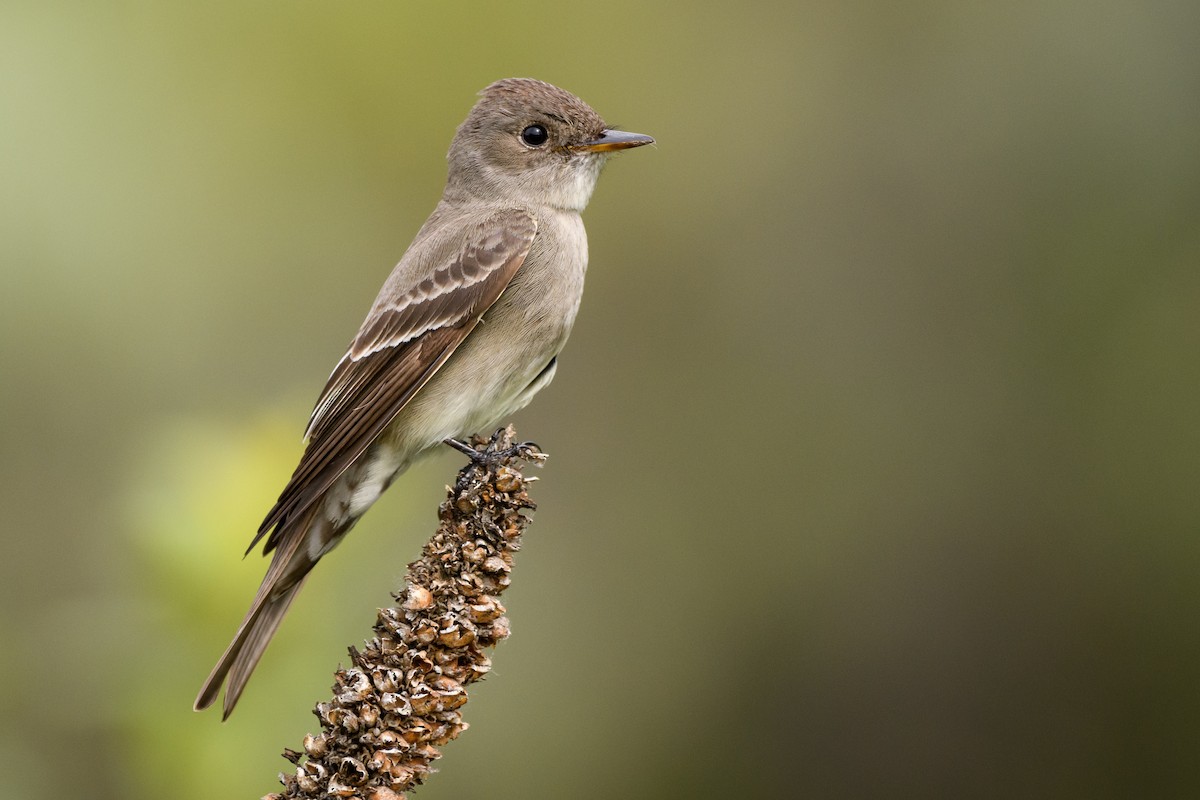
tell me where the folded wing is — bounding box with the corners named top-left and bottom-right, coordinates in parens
top-left (250, 209), bottom-right (537, 554)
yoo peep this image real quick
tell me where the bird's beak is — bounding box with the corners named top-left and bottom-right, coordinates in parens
top-left (575, 129), bottom-right (655, 153)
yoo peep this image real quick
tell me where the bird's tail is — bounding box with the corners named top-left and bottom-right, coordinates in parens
top-left (193, 576), bottom-right (308, 718)
top-left (194, 507), bottom-right (324, 719)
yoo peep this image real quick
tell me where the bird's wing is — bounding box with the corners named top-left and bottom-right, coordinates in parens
top-left (250, 209), bottom-right (537, 553)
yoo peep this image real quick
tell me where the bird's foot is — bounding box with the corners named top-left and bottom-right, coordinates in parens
top-left (444, 430), bottom-right (545, 468)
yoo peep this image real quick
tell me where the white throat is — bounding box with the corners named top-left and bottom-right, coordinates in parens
top-left (548, 156), bottom-right (604, 212)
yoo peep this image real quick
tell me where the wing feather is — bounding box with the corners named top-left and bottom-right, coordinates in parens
top-left (249, 209), bottom-right (537, 553)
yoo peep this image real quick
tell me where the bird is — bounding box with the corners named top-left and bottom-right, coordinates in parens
top-left (194, 78), bottom-right (653, 718)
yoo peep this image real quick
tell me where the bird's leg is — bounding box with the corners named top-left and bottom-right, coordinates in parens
top-left (443, 437), bottom-right (480, 458)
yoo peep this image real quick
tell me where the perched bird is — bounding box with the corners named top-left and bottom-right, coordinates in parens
top-left (195, 78), bottom-right (653, 718)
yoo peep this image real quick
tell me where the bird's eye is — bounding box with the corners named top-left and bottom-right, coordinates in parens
top-left (520, 125), bottom-right (549, 147)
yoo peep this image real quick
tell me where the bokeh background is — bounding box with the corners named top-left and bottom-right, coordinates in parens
top-left (3, 1), bottom-right (1199, 797)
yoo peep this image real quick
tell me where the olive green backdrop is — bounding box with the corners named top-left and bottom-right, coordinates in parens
top-left (2, 1), bottom-right (1198, 798)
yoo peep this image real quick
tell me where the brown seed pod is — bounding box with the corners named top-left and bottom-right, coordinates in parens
top-left (379, 692), bottom-right (410, 714)
top-left (336, 756), bottom-right (368, 785)
top-left (412, 622), bottom-right (438, 645)
top-left (371, 668), bottom-right (401, 694)
top-left (335, 669), bottom-right (372, 704)
top-left (402, 584), bottom-right (433, 611)
top-left (494, 467), bottom-right (522, 493)
top-left (437, 625), bottom-right (475, 648)
top-left (368, 787), bottom-right (406, 800)
top-left (468, 596), bottom-right (504, 623)
top-left (325, 776), bottom-right (357, 798)
top-left (481, 555), bottom-right (508, 574)
top-left (429, 675), bottom-right (463, 695)
top-left (302, 733), bottom-right (328, 759)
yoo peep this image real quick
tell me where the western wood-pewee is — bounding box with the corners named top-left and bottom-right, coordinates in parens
top-left (195, 78), bottom-right (653, 717)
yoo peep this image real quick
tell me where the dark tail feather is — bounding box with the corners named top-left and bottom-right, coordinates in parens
top-left (195, 505), bottom-right (325, 718)
top-left (194, 576), bottom-right (309, 719)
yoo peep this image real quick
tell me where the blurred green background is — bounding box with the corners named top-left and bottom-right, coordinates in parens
top-left (3, 1), bottom-right (1199, 797)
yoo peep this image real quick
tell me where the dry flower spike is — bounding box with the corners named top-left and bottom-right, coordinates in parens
top-left (264, 427), bottom-right (545, 800)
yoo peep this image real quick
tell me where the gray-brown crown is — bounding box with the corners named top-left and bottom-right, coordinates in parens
top-left (458, 78), bottom-right (607, 144)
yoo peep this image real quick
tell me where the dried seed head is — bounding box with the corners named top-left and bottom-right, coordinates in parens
top-left (273, 426), bottom-right (541, 798)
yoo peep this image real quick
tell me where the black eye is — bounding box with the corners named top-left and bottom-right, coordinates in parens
top-left (520, 124), bottom-right (549, 147)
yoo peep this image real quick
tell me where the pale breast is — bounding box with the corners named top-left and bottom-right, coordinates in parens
top-left (382, 207), bottom-right (590, 453)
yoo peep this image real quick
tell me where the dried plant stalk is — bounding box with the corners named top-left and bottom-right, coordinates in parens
top-left (265, 426), bottom-right (545, 800)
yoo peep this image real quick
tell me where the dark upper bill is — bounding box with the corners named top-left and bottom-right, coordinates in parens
top-left (575, 129), bottom-right (655, 153)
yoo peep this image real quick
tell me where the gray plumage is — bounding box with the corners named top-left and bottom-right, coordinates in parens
top-left (195, 78), bottom-right (652, 718)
